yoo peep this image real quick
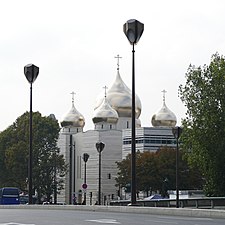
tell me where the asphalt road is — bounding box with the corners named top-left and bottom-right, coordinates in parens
top-left (0, 208), bottom-right (225, 225)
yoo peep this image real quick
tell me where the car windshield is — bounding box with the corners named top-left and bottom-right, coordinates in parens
top-left (3, 189), bottom-right (19, 196)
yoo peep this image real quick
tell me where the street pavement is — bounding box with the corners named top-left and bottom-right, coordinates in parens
top-left (0, 208), bottom-right (225, 225)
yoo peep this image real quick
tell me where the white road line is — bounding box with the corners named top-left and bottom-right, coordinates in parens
top-left (0, 223), bottom-right (35, 225)
top-left (149, 220), bottom-right (178, 224)
top-left (86, 219), bottom-right (121, 224)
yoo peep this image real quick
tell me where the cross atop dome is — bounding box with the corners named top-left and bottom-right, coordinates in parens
top-left (70, 91), bottom-right (76, 105)
top-left (114, 54), bottom-right (122, 71)
top-left (162, 89), bottom-right (167, 104)
top-left (103, 86), bottom-right (108, 98)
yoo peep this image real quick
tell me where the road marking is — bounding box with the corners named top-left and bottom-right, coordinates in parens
top-left (155, 216), bottom-right (213, 221)
top-left (0, 223), bottom-right (35, 225)
top-left (149, 220), bottom-right (178, 224)
top-left (86, 219), bottom-right (120, 224)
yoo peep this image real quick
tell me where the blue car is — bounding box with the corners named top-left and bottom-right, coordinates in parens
top-left (0, 187), bottom-right (20, 205)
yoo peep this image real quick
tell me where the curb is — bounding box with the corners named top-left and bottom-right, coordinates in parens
top-left (1, 205), bottom-right (225, 219)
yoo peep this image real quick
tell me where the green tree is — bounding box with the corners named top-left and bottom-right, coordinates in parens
top-left (156, 147), bottom-right (202, 193)
top-left (179, 53), bottom-right (225, 196)
top-left (0, 111), bottom-right (67, 202)
top-left (116, 147), bottom-right (202, 197)
top-left (136, 151), bottom-right (159, 195)
top-left (115, 154), bottom-right (131, 191)
top-left (0, 127), bottom-right (17, 186)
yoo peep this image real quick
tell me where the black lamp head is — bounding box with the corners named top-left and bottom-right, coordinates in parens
top-left (83, 153), bottom-right (90, 163)
top-left (24, 64), bottom-right (39, 84)
top-left (172, 126), bottom-right (183, 139)
top-left (123, 19), bottom-right (144, 45)
top-left (96, 141), bottom-right (105, 153)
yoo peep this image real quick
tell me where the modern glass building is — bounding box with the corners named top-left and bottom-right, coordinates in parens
top-left (123, 127), bottom-right (176, 158)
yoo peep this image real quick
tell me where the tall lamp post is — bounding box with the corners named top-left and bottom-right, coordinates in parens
top-left (172, 126), bottom-right (182, 208)
top-left (123, 19), bottom-right (144, 206)
top-left (96, 141), bottom-right (105, 205)
top-left (82, 153), bottom-right (89, 205)
top-left (24, 64), bottom-right (39, 204)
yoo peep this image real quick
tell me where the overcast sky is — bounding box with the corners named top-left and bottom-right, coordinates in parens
top-left (0, 0), bottom-right (225, 132)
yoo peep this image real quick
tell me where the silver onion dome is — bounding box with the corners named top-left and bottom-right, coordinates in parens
top-left (92, 97), bottom-right (119, 124)
top-left (151, 90), bottom-right (177, 127)
top-left (95, 70), bottom-right (142, 118)
top-left (60, 96), bottom-right (85, 128)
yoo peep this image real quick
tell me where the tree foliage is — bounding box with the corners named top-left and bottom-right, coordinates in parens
top-left (0, 111), bottom-right (67, 202)
top-left (116, 147), bottom-right (202, 196)
top-left (179, 53), bottom-right (225, 196)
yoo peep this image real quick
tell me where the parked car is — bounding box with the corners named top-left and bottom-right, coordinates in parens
top-left (0, 187), bottom-right (20, 205)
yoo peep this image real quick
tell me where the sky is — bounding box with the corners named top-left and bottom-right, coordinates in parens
top-left (0, 0), bottom-right (225, 132)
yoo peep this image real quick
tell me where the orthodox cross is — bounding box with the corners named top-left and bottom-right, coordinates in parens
top-left (103, 85), bottom-right (108, 98)
top-left (114, 54), bottom-right (122, 70)
top-left (70, 91), bottom-right (75, 104)
top-left (162, 89), bottom-right (167, 104)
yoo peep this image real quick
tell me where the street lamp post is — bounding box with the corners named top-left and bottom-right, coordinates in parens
top-left (96, 141), bottom-right (105, 205)
top-left (24, 64), bottom-right (39, 204)
top-left (69, 135), bottom-right (73, 204)
top-left (82, 153), bottom-right (89, 205)
top-left (172, 126), bottom-right (182, 208)
top-left (123, 19), bottom-right (144, 206)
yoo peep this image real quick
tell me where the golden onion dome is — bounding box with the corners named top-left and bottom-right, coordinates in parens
top-left (92, 97), bottom-right (119, 124)
top-left (151, 90), bottom-right (177, 127)
top-left (60, 94), bottom-right (85, 128)
top-left (95, 70), bottom-right (141, 118)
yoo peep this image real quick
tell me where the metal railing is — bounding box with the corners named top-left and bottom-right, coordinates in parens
top-left (110, 197), bottom-right (225, 209)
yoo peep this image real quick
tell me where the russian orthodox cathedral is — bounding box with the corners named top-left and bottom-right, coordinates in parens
top-left (57, 57), bottom-right (177, 204)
